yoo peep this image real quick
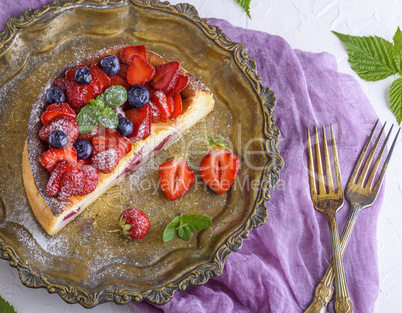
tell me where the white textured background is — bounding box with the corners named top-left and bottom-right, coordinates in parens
top-left (0, 0), bottom-right (401, 312)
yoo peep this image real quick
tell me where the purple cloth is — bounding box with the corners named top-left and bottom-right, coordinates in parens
top-left (0, 2), bottom-right (383, 312)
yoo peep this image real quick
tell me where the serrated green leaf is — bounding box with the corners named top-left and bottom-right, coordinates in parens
top-left (163, 216), bottom-right (181, 242)
top-left (0, 295), bottom-right (17, 313)
top-left (389, 76), bottom-right (402, 124)
top-left (98, 107), bottom-right (118, 129)
top-left (333, 31), bottom-right (400, 80)
top-left (393, 26), bottom-right (402, 53)
top-left (178, 225), bottom-right (192, 241)
top-left (205, 134), bottom-right (215, 147)
top-left (104, 85), bottom-right (127, 108)
top-left (235, 0), bottom-right (251, 18)
top-left (180, 214), bottom-right (212, 232)
top-left (77, 104), bottom-right (100, 134)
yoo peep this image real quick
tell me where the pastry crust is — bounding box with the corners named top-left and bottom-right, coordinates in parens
top-left (23, 47), bottom-right (214, 235)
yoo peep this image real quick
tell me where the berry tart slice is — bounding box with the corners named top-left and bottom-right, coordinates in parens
top-left (22, 45), bottom-right (214, 235)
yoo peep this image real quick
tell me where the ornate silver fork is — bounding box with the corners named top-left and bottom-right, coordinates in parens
top-left (307, 125), bottom-right (353, 313)
top-left (304, 120), bottom-right (400, 313)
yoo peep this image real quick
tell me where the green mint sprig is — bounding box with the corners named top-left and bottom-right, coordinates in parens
top-left (333, 27), bottom-right (402, 124)
top-left (235, 0), bottom-right (251, 19)
top-left (163, 214), bottom-right (212, 242)
top-left (0, 295), bottom-right (17, 313)
top-left (77, 85), bottom-right (127, 134)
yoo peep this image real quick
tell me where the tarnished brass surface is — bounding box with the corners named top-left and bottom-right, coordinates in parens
top-left (305, 121), bottom-right (400, 313)
top-left (307, 126), bottom-right (353, 313)
top-left (0, 0), bottom-right (283, 308)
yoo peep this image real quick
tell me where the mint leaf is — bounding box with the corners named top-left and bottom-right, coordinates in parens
top-left (0, 295), bottom-right (17, 313)
top-left (389, 76), bottom-right (402, 124)
top-left (104, 85), bottom-right (127, 109)
top-left (77, 104), bottom-right (100, 134)
top-left (180, 214), bottom-right (212, 232)
top-left (393, 26), bottom-right (402, 53)
top-left (235, 0), bottom-right (251, 19)
top-left (332, 31), bottom-right (400, 81)
top-left (98, 107), bottom-right (118, 129)
top-left (162, 215), bottom-right (212, 242)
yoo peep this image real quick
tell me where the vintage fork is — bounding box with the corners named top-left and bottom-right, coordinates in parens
top-left (307, 125), bottom-right (353, 313)
top-left (304, 120), bottom-right (400, 313)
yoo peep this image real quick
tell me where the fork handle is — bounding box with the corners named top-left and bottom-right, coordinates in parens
top-left (304, 208), bottom-right (360, 312)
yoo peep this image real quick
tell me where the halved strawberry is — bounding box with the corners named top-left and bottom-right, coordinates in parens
top-left (39, 114), bottom-right (79, 143)
top-left (58, 164), bottom-right (84, 200)
top-left (150, 90), bottom-right (170, 122)
top-left (166, 95), bottom-right (174, 117)
top-left (152, 61), bottom-right (180, 93)
top-left (39, 145), bottom-right (78, 172)
top-left (118, 63), bottom-right (129, 80)
top-left (66, 81), bottom-right (95, 109)
top-left (55, 78), bottom-right (73, 92)
top-left (120, 45), bottom-right (147, 64)
top-left (127, 56), bottom-right (156, 86)
top-left (79, 165), bottom-right (99, 196)
top-left (77, 158), bottom-right (91, 166)
top-left (168, 74), bottom-right (189, 95)
top-left (90, 62), bottom-right (111, 92)
top-left (41, 102), bottom-right (76, 125)
top-left (110, 75), bottom-right (130, 90)
top-left (125, 104), bottom-right (151, 142)
top-left (65, 68), bottom-right (76, 81)
top-left (159, 156), bottom-right (195, 201)
top-left (148, 99), bottom-right (161, 123)
top-left (200, 135), bottom-right (240, 194)
top-left (170, 93), bottom-right (182, 119)
top-left (91, 148), bottom-right (120, 174)
top-left (92, 130), bottom-right (131, 160)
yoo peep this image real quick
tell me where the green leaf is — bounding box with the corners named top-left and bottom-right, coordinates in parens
top-left (235, 0), bottom-right (251, 19)
top-left (0, 295), bottom-right (17, 313)
top-left (98, 107), bottom-right (118, 129)
top-left (393, 26), bottom-right (402, 53)
top-left (177, 225), bottom-right (191, 241)
top-left (180, 214), bottom-right (212, 232)
top-left (332, 31), bottom-right (400, 80)
top-left (163, 216), bottom-right (181, 242)
top-left (389, 76), bottom-right (402, 124)
top-left (104, 85), bottom-right (127, 108)
top-left (77, 104), bottom-right (100, 134)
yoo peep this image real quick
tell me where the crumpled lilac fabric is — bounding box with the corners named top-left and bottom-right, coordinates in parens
top-left (0, 3), bottom-right (383, 313)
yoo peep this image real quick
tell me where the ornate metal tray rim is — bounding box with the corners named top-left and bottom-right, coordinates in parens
top-left (0, 0), bottom-right (284, 308)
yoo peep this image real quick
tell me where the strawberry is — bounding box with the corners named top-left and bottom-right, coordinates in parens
top-left (92, 129), bottom-right (132, 159)
top-left (41, 102), bottom-right (76, 125)
top-left (120, 45), bottom-right (147, 64)
top-left (110, 75), bottom-right (130, 90)
top-left (152, 61), bottom-right (180, 93)
top-left (78, 165), bottom-right (99, 196)
top-left (200, 136), bottom-right (240, 194)
top-left (55, 78), bottom-right (73, 92)
top-left (150, 90), bottom-right (170, 122)
top-left (170, 93), bottom-right (182, 119)
top-left (65, 68), bottom-right (76, 81)
top-left (159, 156), bottom-right (195, 201)
top-left (58, 164), bottom-right (84, 200)
top-left (46, 160), bottom-right (71, 196)
top-left (77, 158), bottom-right (91, 166)
top-left (127, 55), bottom-right (155, 86)
top-left (148, 99), bottom-right (161, 123)
top-left (91, 148), bottom-right (120, 174)
top-left (118, 63), bottom-right (128, 80)
top-left (39, 145), bottom-right (77, 172)
top-left (39, 114), bottom-right (79, 143)
top-left (166, 95), bottom-right (174, 117)
top-left (125, 105), bottom-right (151, 142)
top-left (119, 208), bottom-right (150, 240)
top-left (66, 81), bottom-right (95, 109)
top-left (90, 62), bottom-right (111, 92)
top-left (168, 74), bottom-right (189, 95)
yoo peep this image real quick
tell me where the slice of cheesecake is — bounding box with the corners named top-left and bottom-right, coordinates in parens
top-left (22, 46), bottom-right (214, 235)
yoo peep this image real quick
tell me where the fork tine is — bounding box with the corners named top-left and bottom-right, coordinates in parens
top-left (307, 127), bottom-right (317, 196)
top-left (322, 126), bottom-right (335, 193)
top-left (330, 125), bottom-right (343, 194)
top-left (373, 127), bottom-right (401, 192)
top-left (348, 119), bottom-right (379, 185)
top-left (315, 126), bottom-right (326, 194)
top-left (366, 124), bottom-right (393, 189)
top-left (357, 122), bottom-right (387, 186)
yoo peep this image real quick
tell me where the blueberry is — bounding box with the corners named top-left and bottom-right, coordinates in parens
top-left (116, 117), bottom-right (133, 137)
top-left (73, 139), bottom-right (93, 159)
top-left (128, 85), bottom-right (150, 108)
top-left (74, 67), bottom-right (92, 85)
top-left (100, 55), bottom-right (120, 76)
top-left (49, 130), bottom-right (68, 149)
top-left (46, 87), bottom-right (65, 103)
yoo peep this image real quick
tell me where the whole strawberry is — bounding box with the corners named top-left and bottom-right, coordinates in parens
top-left (159, 155), bottom-right (195, 201)
top-left (200, 135), bottom-right (240, 194)
top-left (119, 208), bottom-right (150, 240)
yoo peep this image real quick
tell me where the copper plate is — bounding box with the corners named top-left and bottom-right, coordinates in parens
top-left (0, 0), bottom-right (283, 308)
